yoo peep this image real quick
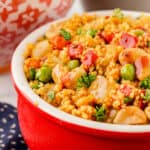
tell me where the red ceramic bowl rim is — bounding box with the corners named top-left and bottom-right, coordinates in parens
top-left (12, 10), bottom-right (150, 133)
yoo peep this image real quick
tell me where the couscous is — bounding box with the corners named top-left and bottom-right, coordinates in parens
top-left (23, 9), bottom-right (150, 125)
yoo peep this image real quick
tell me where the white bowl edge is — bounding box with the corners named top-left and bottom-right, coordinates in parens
top-left (12, 10), bottom-right (150, 133)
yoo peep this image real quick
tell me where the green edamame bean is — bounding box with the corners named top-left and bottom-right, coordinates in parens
top-left (121, 64), bottom-right (135, 81)
top-left (68, 59), bottom-right (80, 70)
top-left (36, 66), bottom-right (52, 83)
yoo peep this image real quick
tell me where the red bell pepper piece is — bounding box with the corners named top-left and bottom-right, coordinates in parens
top-left (52, 35), bottom-right (69, 50)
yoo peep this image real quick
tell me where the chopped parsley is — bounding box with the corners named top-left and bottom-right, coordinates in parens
top-left (86, 29), bottom-right (97, 38)
top-left (124, 97), bottom-right (133, 104)
top-left (142, 89), bottom-right (150, 102)
top-left (31, 81), bottom-right (40, 89)
top-left (140, 76), bottom-right (150, 89)
top-left (60, 28), bottom-right (71, 40)
top-left (77, 74), bottom-right (96, 89)
top-left (94, 106), bottom-right (106, 121)
top-left (29, 68), bottom-right (36, 80)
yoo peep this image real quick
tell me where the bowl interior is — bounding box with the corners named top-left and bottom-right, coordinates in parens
top-left (12, 10), bottom-right (150, 133)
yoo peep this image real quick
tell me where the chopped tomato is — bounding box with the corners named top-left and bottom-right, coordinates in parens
top-left (119, 33), bottom-right (137, 48)
top-left (82, 50), bottom-right (98, 69)
top-left (120, 85), bottom-right (132, 97)
top-left (52, 35), bottom-right (69, 50)
top-left (68, 44), bottom-right (83, 59)
top-left (100, 32), bottom-right (114, 43)
top-left (26, 58), bottom-right (41, 68)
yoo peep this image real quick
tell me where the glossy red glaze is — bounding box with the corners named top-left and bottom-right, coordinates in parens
top-left (15, 85), bottom-right (150, 150)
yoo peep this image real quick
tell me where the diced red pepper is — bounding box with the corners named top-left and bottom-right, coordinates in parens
top-left (52, 35), bottom-right (69, 50)
top-left (120, 85), bottom-right (132, 97)
top-left (103, 32), bottom-right (114, 43)
top-left (119, 33), bottom-right (137, 48)
top-left (68, 44), bottom-right (83, 59)
top-left (82, 50), bottom-right (98, 69)
top-left (138, 99), bottom-right (146, 110)
top-left (99, 32), bottom-right (114, 44)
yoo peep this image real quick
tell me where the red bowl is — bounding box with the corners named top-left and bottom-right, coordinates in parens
top-left (11, 10), bottom-right (150, 150)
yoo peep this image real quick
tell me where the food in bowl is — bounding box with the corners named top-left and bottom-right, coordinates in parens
top-left (23, 9), bottom-right (150, 125)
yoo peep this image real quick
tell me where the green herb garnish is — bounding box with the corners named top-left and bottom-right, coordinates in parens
top-left (48, 90), bottom-right (55, 101)
top-left (140, 76), bottom-right (150, 89)
top-left (77, 74), bottom-right (96, 89)
top-left (31, 81), bottom-right (40, 89)
top-left (142, 89), bottom-right (150, 102)
top-left (124, 97), bottom-right (133, 104)
top-left (112, 8), bottom-right (124, 19)
top-left (60, 28), bottom-right (71, 40)
top-left (86, 29), bottom-right (97, 38)
top-left (94, 106), bottom-right (106, 121)
top-left (29, 68), bottom-right (36, 80)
